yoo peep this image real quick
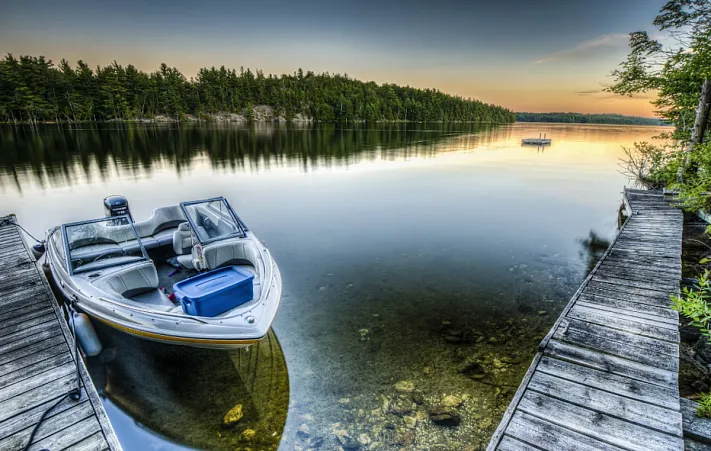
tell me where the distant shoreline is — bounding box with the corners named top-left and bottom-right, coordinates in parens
top-left (515, 121), bottom-right (670, 127)
top-left (0, 112), bottom-right (668, 127)
top-left (515, 112), bottom-right (666, 126)
top-left (0, 113), bottom-right (516, 126)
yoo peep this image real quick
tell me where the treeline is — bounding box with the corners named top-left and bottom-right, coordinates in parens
top-left (0, 54), bottom-right (515, 124)
top-left (515, 112), bottom-right (666, 126)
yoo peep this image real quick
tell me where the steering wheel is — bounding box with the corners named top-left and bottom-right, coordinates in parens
top-left (93, 249), bottom-right (126, 262)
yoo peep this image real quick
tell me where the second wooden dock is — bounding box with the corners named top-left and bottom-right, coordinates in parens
top-left (488, 189), bottom-right (685, 451)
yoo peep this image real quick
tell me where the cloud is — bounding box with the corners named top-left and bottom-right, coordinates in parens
top-left (575, 90), bottom-right (601, 95)
top-left (534, 33), bottom-right (629, 64)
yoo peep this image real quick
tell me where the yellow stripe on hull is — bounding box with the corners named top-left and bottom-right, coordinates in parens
top-left (92, 315), bottom-right (262, 348)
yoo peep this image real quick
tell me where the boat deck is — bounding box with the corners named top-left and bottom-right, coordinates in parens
top-left (0, 216), bottom-right (121, 451)
top-left (487, 189), bottom-right (685, 451)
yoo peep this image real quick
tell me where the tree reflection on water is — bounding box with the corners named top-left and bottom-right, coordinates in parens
top-left (0, 122), bottom-right (507, 192)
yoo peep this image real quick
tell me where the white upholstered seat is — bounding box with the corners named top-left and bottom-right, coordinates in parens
top-left (202, 240), bottom-right (258, 270)
top-left (95, 261), bottom-right (159, 298)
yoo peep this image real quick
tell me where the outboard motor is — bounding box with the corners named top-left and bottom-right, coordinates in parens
top-left (103, 195), bottom-right (132, 221)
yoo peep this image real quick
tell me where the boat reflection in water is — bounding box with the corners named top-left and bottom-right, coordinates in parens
top-left (86, 322), bottom-right (289, 450)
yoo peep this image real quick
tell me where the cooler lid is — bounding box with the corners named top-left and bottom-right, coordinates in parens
top-left (174, 266), bottom-right (254, 299)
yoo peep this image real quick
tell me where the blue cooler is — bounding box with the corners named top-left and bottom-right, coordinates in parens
top-left (173, 266), bottom-right (254, 317)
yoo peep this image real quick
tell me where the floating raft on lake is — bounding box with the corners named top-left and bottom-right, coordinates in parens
top-left (0, 215), bottom-right (121, 451)
top-left (488, 188), bottom-right (684, 451)
top-left (522, 136), bottom-right (552, 145)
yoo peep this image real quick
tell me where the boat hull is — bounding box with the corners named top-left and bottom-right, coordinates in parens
top-left (45, 230), bottom-right (282, 351)
top-left (89, 311), bottom-right (264, 349)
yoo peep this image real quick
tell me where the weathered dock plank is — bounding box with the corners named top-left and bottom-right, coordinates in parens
top-left (488, 189), bottom-right (684, 450)
top-left (0, 215), bottom-right (121, 451)
top-left (680, 398), bottom-right (711, 446)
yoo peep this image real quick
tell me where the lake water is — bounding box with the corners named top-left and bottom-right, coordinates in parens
top-left (0, 122), bottom-right (665, 450)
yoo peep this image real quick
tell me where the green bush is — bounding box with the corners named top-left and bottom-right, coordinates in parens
top-left (671, 143), bottom-right (711, 211)
top-left (671, 270), bottom-right (711, 337)
top-left (697, 393), bottom-right (711, 418)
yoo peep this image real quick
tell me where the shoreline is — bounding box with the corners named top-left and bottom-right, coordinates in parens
top-left (0, 117), bottom-right (514, 126)
top-left (0, 105), bottom-right (513, 126)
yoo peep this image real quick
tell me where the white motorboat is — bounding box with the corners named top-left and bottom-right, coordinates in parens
top-left (44, 196), bottom-right (282, 349)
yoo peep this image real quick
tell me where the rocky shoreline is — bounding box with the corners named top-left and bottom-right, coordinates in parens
top-left (122, 105), bottom-right (314, 124)
top-left (1, 106), bottom-right (515, 125)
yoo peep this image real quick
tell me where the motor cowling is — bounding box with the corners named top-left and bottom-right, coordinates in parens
top-left (103, 195), bottom-right (132, 221)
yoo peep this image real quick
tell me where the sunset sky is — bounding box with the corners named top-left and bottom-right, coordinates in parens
top-left (1, 0), bottom-right (668, 116)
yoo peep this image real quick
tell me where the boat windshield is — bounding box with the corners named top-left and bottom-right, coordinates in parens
top-left (180, 197), bottom-right (247, 244)
top-left (63, 216), bottom-right (148, 274)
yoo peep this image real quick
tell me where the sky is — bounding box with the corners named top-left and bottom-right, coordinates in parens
top-left (0, 0), bottom-right (669, 116)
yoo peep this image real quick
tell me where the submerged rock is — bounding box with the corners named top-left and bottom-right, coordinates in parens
top-left (459, 360), bottom-right (486, 378)
top-left (358, 433), bottom-right (371, 447)
top-left (297, 423), bottom-right (311, 438)
top-left (334, 428), bottom-right (362, 449)
top-left (441, 395), bottom-right (463, 408)
top-left (359, 329), bottom-right (370, 341)
top-left (222, 403), bottom-right (244, 427)
top-left (308, 436), bottom-right (325, 448)
top-left (388, 398), bottom-right (413, 417)
top-left (394, 380), bottom-right (415, 393)
top-left (241, 428), bottom-right (256, 441)
top-left (395, 427), bottom-right (415, 446)
top-left (428, 406), bottom-right (461, 426)
top-left (403, 415), bottom-right (417, 429)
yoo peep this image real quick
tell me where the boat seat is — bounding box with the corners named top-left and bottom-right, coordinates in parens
top-left (202, 240), bottom-right (257, 271)
top-left (153, 228), bottom-right (177, 247)
top-left (173, 223), bottom-right (193, 255)
top-left (131, 205), bottom-right (187, 249)
top-left (95, 261), bottom-right (159, 299)
top-left (115, 230), bottom-right (175, 254)
top-left (133, 206), bottom-right (186, 238)
top-left (173, 222), bottom-right (196, 269)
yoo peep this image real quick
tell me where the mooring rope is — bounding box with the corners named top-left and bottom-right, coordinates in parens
top-left (0, 218), bottom-right (42, 243)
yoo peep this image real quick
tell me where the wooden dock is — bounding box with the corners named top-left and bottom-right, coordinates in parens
top-left (0, 216), bottom-right (121, 451)
top-left (488, 189), bottom-right (685, 451)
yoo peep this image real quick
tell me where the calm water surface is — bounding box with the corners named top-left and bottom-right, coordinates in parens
top-left (0, 123), bottom-right (665, 450)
